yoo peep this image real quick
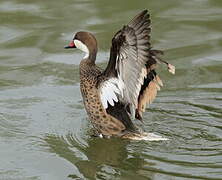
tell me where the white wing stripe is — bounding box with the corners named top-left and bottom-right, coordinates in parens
top-left (101, 91), bottom-right (108, 109)
top-left (100, 77), bottom-right (124, 109)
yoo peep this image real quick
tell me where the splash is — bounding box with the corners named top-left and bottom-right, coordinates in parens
top-left (125, 132), bottom-right (169, 141)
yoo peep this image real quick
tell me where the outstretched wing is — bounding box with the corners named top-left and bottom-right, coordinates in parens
top-left (98, 10), bottom-right (174, 120)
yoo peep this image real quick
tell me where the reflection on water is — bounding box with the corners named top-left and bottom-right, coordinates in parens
top-left (0, 0), bottom-right (222, 179)
top-left (44, 134), bottom-right (154, 180)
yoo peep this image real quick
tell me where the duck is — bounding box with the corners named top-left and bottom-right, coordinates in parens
top-left (65, 10), bottom-right (175, 139)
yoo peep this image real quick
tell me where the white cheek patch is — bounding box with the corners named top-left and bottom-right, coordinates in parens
top-left (74, 39), bottom-right (89, 59)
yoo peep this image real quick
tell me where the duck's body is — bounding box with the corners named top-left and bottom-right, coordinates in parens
top-left (79, 59), bottom-right (127, 136)
top-left (65, 10), bottom-right (175, 139)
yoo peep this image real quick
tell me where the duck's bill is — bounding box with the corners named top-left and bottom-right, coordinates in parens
top-left (64, 40), bottom-right (76, 49)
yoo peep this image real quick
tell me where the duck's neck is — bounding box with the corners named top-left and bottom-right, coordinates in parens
top-left (80, 50), bottom-right (97, 76)
top-left (88, 48), bottom-right (97, 63)
top-left (85, 47), bottom-right (97, 64)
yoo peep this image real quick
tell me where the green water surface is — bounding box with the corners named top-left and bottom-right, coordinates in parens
top-left (0, 0), bottom-right (222, 179)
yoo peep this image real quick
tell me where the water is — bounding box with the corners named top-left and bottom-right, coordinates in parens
top-left (0, 0), bottom-right (222, 179)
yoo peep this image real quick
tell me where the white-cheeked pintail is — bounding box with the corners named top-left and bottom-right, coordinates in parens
top-left (65, 10), bottom-right (175, 139)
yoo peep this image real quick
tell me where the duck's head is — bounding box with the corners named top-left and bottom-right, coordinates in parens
top-left (65, 31), bottom-right (97, 60)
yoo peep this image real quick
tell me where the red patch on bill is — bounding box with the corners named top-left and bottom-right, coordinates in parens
top-left (69, 41), bottom-right (75, 47)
